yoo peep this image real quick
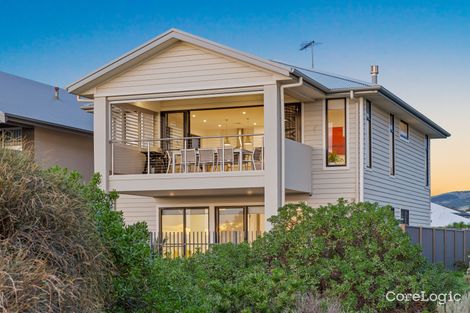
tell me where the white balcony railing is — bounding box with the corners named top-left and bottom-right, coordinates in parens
top-left (111, 134), bottom-right (264, 175)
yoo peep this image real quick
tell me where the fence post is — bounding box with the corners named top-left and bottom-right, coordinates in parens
top-left (443, 229), bottom-right (447, 269)
top-left (432, 228), bottom-right (435, 263)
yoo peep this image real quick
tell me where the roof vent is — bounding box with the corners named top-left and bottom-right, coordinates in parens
top-left (370, 65), bottom-right (379, 84)
top-left (54, 86), bottom-right (60, 99)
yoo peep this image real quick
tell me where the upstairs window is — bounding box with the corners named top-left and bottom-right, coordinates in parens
top-left (399, 120), bottom-right (409, 141)
top-left (389, 114), bottom-right (395, 176)
top-left (326, 99), bottom-right (347, 167)
top-left (365, 100), bottom-right (372, 168)
top-left (284, 103), bottom-right (302, 142)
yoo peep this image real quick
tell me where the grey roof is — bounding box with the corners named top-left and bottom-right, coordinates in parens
top-left (274, 61), bottom-right (373, 91)
top-left (0, 71), bottom-right (92, 132)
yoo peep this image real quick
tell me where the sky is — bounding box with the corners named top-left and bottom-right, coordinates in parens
top-left (0, 0), bottom-right (469, 195)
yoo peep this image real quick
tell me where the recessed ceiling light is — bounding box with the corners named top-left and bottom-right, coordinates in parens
top-left (203, 119), bottom-right (207, 123)
top-left (192, 114), bottom-right (196, 118)
top-left (253, 122), bottom-right (257, 126)
top-left (242, 111), bottom-right (246, 115)
top-left (218, 124), bottom-right (222, 127)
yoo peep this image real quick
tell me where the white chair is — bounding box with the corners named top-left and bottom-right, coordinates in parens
top-left (198, 148), bottom-right (216, 172)
top-left (252, 147), bottom-right (264, 170)
top-left (217, 147), bottom-right (234, 171)
top-left (180, 149), bottom-right (197, 172)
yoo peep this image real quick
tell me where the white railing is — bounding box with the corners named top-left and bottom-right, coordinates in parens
top-left (110, 134), bottom-right (264, 175)
top-left (149, 231), bottom-right (264, 258)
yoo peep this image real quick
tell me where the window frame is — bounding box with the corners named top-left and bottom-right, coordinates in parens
top-left (215, 205), bottom-right (264, 242)
top-left (284, 102), bottom-right (302, 142)
top-left (400, 209), bottom-right (410, 225)
top-left (325, 98), bottom-right (347, 167)
top-left (159, 207), bottom-right (210, 256)
top-left (365, 100), bottom-right (372, 168)
top-left (399, 120), bottom-right (410, 141)
top-left (389, 114), bottom-right (396, 176)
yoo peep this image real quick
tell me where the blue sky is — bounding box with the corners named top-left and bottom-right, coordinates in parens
top-left (1, 0), bottom-right (469, 193)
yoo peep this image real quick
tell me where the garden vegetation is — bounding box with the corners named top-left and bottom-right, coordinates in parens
top-left (0, 149), bottom-right (467, 312)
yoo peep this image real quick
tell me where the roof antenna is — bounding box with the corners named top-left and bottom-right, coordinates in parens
top-left (300, 40), bottom-right (322, 68)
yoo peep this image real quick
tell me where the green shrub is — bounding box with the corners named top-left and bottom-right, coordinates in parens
top-left (251, 200), bottom-right (466, 312)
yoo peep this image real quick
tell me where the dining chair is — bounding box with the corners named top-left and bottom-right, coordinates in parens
top-left (165, 150), bottom-right (172, 173)
top-left (198, 148), bottom-right (216, 172)
top-left (253, 147), bottom-right (264, 170)
top-left (216, 147), bottom-right (234, 171)
top-left (241, 149), bottom-right (255, 171)
top-left (180, 149), bottom-right (197, 172)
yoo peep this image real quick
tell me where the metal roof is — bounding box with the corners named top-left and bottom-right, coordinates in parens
top-left (275, 62), bottom-right (373, 90)
top-left (0, 71), bottom-right (92, 132)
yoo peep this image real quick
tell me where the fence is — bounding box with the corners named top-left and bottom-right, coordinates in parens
top-left (149, 231), bottom-right (263, 258)
top-left (402, 225), bottom-right (470, 269)
top-left (150, 227), bottom-right (470, 268)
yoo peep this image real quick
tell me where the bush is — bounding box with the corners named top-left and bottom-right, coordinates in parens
top-left (0, 149), bottom-right (111, 312)
top-left (251, 200), bottom-right (466, 312)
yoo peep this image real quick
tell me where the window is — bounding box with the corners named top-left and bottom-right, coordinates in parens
top-left (400, 209), bottom-right (410, 225)
top-left (425, 135), bottom-right (430, 187)
top-left (216, 206), bottom-right (264, 243)
top-left (326, 99), bottom-right (347, 166)
top-left (0, 128), bottom-right (23, 150)
top-left (365, 100), bottom-right (372, 168)
top-left (160, 208), bottom-right (209, 257)
top-left (285, 103), bottom-right (302, 142)
top-left (389, 114), bottom-right (395, 176)
top-left (399, 120), bottom-right (409, 140)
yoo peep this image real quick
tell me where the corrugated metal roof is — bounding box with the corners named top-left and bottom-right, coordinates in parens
top-left (274, 61), bottom-right (373, 90)
top-left (0, 71), bottom-right (92, 132)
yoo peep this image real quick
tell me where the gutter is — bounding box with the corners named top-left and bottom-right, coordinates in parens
top-left (377, 87), bottom-right (450, 138)
top-left (2, 113), bottom-right (93, 135)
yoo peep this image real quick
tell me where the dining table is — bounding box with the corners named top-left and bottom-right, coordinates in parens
top-left (171, 148), bottom-right (252, 173)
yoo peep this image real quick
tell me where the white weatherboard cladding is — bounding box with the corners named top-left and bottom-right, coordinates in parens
top-left (363, 102), bottom-right (430, 226)
top-left (293, 99), bottom-right (359, 207)
top-left (95, 42), bottom-right (283, 97)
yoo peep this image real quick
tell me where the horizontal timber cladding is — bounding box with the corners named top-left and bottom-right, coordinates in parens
top-left (363, 102), bottom-right (431, 226)
top-left (95, 42), bottom-right (283, 97)
top-left (116, 195), bottom-right (157, 232)
top-left (297, 99), bottom-right (359, 207)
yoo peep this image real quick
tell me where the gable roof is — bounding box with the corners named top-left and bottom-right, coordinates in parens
top-left (0, 71), bottom-right (92, 133)
top-left (66, 28), bottom-right (292, 95)
top-left (66, 28), bottom-right (449, 138)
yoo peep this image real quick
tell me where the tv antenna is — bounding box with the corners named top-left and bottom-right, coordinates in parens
top-left (300, 40), bottom-right (322, 68)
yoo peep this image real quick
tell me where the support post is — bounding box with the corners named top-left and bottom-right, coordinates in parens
top-left (263, 84), bottom-right (283, 230)
top-left (93, 97), bottom-right (110, 191)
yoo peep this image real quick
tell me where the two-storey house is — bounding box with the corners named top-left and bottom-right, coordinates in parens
top-left (67, 29), bottom-right (449, 255)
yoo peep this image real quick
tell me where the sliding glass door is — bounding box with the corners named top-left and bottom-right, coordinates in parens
top-left (160, 207), bottom-right (209, 257)
top-left (216, 206), bottom-right (264, 243)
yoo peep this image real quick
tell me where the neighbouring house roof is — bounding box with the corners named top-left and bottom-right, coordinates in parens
top-left (66, 28), bottom-right (449, 138)
top-left (0, 71), bottom-right (92, 133)
top-left (431, 203), bottom-right (470, 227)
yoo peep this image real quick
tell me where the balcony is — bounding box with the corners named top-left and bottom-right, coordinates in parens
top-left (109, 134), bottom-right (267, 196)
